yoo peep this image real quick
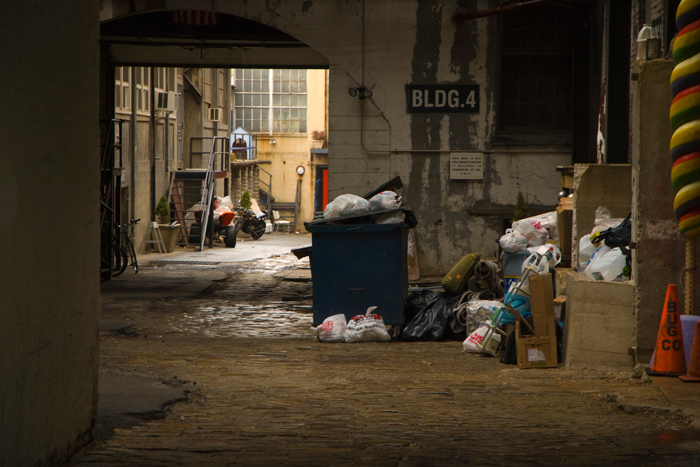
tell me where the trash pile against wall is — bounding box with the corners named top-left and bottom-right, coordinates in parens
top-left (308, 182), bottom-right (566, 368)
top-left (311, 237), bottom-right (565, 369)
top-left (577, 207), bottom-right (632, 281)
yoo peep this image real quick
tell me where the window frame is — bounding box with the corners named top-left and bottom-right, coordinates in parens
top-left (115, 66), bottom-right (131, 111)
top-left (494, 5), bottom-right (575, 146)
top-left (233, 68), bottom-right (308, 135)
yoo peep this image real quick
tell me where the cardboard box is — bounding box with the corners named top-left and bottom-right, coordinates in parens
top-left (515, 273), bottom-right (558, 369)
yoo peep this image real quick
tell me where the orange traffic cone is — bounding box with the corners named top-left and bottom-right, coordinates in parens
top-left (680, 321), bottom-right (700, 382)
top-left (646, 284), bottom-right (687, 376)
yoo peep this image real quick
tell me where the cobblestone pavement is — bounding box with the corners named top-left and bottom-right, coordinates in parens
top-left (74, 254), bottom-right (700, 466)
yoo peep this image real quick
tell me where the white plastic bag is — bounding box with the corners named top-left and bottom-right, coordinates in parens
top-left (499, 229), bottom-right (527, 253)
top-left (465, 300), bottom-right (506, 332)
top-left (344, 306), bottom-right (391, 343)
top-left (314, 314), bottom-right (347, 343)
top-left (323, 194), bottom-right (370, 219)
top-left (527, 227), bottom-right (550, 247)
top-left (369, 191), bottom-right (401, 211)
top-left (512, 213), bottom-right (556, 247)
top-left (463, 324), bottom-right (490, 353)
top-left (578, 234), bottom-right (597, 271)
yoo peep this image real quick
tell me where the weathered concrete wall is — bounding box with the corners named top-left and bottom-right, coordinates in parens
top-left (564, 273), bottom-right (636, 371)
top-left (101, 0), bottom-right (569, 275)
top-left (631, 58), bottom-right (698, 363)
top-left (0, 1), bottom-right (100, 465)
top-left (571, 163), bottom-right (632, 268)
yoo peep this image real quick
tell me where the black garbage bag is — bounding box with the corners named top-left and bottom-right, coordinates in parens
top-left (403, 209), bottom-right (418, 228)
top-left (403, 289), bottom-right (436, 324)
top-left (593, 213), bottom-right (631, 252)
top-left (401, 291), bottom-right (462, 342)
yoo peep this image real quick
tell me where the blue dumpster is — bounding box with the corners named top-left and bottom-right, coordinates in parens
top-left (305, 222), bottom-right (408, 326)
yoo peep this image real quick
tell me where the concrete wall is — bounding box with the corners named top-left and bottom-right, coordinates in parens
top-left (564, 273), bottom-right (636, 371)
top-left (0, 1), bottom-right (100, 465)
top-left (101, 0), bottom-right (569, 275)
top-left (631, 58), bottom-right (698, 362)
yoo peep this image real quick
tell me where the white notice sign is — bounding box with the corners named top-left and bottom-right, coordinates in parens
top-left (450, 152), bottom-right (483, 180)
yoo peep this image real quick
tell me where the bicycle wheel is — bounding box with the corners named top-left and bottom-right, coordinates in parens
top-left (125, 239), bottom-right (138, 274)
top-left (111, 244), bottom-right (128, 277)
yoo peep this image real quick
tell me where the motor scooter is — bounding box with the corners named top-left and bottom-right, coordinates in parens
top-left (221, 207), bottom-right (267, 248)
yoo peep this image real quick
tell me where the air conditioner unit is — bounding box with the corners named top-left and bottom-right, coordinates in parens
top-left (208, 107), bottom-right (222, 122)
top-left (156, 92), bottom-right (177, 111)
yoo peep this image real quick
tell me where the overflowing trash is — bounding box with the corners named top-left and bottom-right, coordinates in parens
top-left (577, 207), bottom-right (631, 281)
top-left (308, 180), bottom-right (566, 366)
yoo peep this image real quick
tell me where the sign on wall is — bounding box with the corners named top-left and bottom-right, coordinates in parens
top-left (406, 84), bottom-right (479, 113)
top-left (450, 152), bottom-right (483, 180)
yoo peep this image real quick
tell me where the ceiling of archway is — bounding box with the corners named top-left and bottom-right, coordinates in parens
top-left (101, 11), bottom-right (328, 68)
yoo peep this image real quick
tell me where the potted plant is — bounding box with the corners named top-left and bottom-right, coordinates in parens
top-left (154, 195), bottom-right (178, 252)
top-left (311, 130), bottom-right (326, 149)
top-left (240, 190), bottom-right (252, 210)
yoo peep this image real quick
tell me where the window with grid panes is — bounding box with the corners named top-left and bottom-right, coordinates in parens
top-left (498, 5), bottom-right (573, 136)
top-left (135, 67), bottom-right (150, 113)
top-left (115, 66), bottom-right (131, 110)
top-left (234, 69), bottom-right (307, 134)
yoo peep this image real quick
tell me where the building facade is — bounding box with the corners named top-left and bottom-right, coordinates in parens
top-left (2, 1), bottom-right (694, 466)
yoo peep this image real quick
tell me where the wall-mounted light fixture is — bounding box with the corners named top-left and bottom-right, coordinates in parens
top-left (296, 165), bottom-right (305, 176)
top-left (637, 24), bottom-right (660, 60)
top-left (270, 138), bottom-right (277, 145)
top-left (348, 85), bottom-right (373, 100)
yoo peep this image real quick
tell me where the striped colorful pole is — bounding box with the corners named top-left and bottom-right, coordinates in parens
top-left (670, 0), bottom-right (700, 315)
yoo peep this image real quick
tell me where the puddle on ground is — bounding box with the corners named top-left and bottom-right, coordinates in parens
top-left (170, 303), bottom-right (315, 338)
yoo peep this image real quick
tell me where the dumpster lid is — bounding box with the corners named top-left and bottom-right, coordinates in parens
top-left (305, 207), bottom-right (407, 227)
top-left (361, 175), bottom-right (403, 200)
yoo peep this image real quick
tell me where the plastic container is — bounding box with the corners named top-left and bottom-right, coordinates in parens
top-left (578, 234), bottom-right (597, 270)
top-left (584, 244), bottom-right (611, 280)
top-left (589, 247), bottom-right (626, 281)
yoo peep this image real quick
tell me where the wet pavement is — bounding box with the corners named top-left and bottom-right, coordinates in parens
top-left (74, 233), bottom-right (700, 466)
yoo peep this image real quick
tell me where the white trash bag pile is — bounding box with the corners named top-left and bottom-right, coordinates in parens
top-left (313, 307), bottom-right (391, 343)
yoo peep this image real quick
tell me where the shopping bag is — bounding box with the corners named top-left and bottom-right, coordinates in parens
top-left (314, 314), bottom-right (347, 343)
top-left (463, 324), bottom-right (490, 353)
top-left (345, 307), bottom-right (391, 343)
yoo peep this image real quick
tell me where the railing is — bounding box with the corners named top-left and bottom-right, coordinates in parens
top-left (197, 136), bottom-right (228, 251)
top-left (100, 119), bottom-right (124, 280)
top-left (189, 136), bottom-right (230, 171)
top-left (258, 167), bottom-right (273, 220)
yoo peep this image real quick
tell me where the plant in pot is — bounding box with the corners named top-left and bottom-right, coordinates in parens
top-left (311, 130), bottom-right (326, 149)
top-left (154, 195), bottom-right (178, 252)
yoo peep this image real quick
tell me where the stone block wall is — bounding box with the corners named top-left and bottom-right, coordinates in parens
top-left (1, 1), bottom-right (100, 465)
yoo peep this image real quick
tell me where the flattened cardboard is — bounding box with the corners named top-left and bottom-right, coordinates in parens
top-left (516, 273), bottom-right (558, 369)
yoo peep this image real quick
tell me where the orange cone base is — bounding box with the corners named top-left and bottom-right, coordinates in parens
top-left (646, 285), bottom-right (687, 376)
top-left (647, 367), bottom-right (685, 377)
top-left (679, 373), bottom-right (700, 382)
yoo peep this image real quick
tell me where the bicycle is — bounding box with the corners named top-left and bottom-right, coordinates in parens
top-left (112, 218), bottom-right (140, 276)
